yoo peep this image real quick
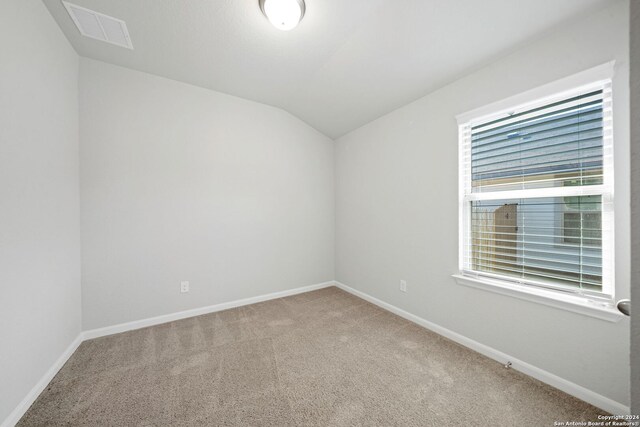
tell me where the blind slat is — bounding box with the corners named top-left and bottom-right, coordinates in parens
top-left (471, 111), bottom-right (603, 148)
top-left (466, 250), bottom-right (603, 270)
top-left (473, 133), bottom-right (602, 162)
top-left (471, 90), bottom-right (604, 133)
top-left (466, 263), bottom-right (602, 287)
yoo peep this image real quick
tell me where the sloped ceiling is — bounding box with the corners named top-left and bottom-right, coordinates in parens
top-left (43, 0), bottom-right (615, 138)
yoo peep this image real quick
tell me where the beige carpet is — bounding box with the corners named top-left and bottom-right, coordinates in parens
top-left (18, 286), bottom-right (604, 426)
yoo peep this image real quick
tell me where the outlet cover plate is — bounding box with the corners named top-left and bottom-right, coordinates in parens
top-left (180, 281), bottom-right (190, 293)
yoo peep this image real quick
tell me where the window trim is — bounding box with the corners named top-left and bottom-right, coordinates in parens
top-left (455, 62), bottom-right (617, 316)
top-left (452, 274), bottom-right (623, 322)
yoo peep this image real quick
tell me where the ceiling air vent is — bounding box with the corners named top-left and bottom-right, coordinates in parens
top-left (62, 1), bottom-right (133, 49)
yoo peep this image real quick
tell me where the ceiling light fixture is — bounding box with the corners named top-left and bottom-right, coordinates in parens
top-left (259, 0), bottom-right (305, 31)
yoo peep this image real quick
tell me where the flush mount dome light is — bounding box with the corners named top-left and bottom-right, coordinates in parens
top-left (259, 0), bottom-right (305, 31)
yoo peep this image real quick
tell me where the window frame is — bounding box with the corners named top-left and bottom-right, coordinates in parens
top-left (454, 62), bottom-right (620, 320)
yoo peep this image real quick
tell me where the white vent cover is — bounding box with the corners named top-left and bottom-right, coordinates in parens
top-left (62, 1), bottom-right (133, 49)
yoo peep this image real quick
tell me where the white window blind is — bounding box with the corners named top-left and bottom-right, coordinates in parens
top-left (459, 81), bottom-right (614, 300)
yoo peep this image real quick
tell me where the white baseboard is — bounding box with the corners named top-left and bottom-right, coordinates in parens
top-left (334, 281), bottom-right (629, 415)
top-left (1, 333), bottom-right (83, 427)
top-left (82, 281), bottom-right (335, 340)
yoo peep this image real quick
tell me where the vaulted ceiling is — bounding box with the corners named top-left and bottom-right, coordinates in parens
top-left (43, 0), bottom-right (614, 138)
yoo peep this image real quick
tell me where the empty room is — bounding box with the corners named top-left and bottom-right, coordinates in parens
top-left (1, 0), bottom-right (639, 425)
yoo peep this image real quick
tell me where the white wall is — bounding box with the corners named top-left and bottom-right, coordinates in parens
top-left (630, 0), bottom-right (640, 414)
top-left (79, 59), bottom-right (335, 330)
top-left (0, 0), bottom-right (81, 423)
top-left (335, 0), bottom-right (630, 407)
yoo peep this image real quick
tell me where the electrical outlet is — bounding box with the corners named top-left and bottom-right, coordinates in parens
top-left (180, 281), bottom-right (190, 293)
top-left (400, 280), bottom-right (407, 293)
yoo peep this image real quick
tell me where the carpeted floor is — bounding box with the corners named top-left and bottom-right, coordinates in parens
top-left (18, 286), bottom-right (604, 426)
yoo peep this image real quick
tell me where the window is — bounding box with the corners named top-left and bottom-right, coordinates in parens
top-left (458, 78), bottom-right (614, 303)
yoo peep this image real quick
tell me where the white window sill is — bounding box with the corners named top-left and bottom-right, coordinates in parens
top-left (452, 274), bottom-right (624, 323)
